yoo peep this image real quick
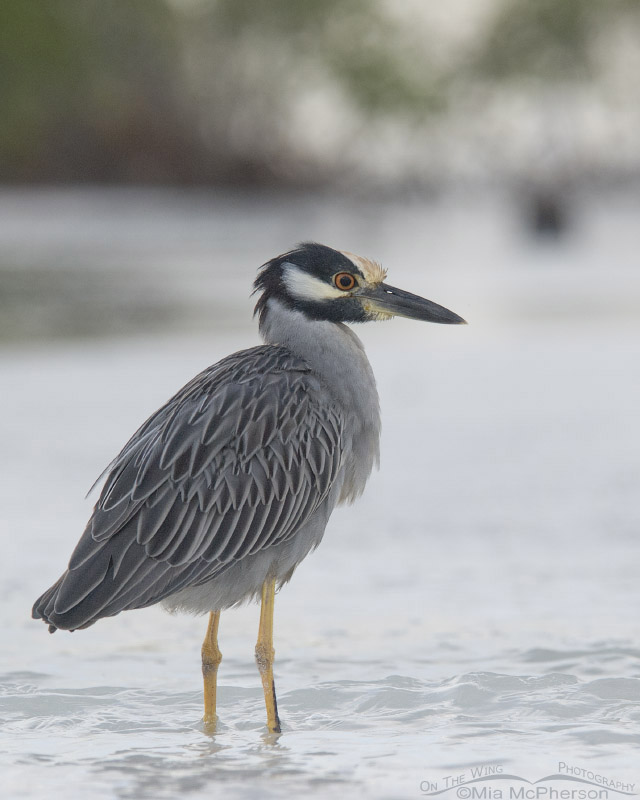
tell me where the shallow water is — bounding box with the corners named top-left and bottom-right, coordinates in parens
top-left (1, 189), bottom-right (639, 798)
top-left (4, 647), bottom-right (640, 799)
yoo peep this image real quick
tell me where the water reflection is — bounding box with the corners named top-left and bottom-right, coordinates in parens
top-left (0, 265), bottom-right (188, 342)
top-left (1, 186), bottom-right (639, 348)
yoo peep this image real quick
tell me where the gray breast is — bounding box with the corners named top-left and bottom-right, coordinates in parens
top-left (259, 298), bottom-right (381, 505)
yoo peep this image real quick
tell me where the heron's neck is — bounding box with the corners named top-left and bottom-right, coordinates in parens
top-left (258, 298), bottom-right (378, 412)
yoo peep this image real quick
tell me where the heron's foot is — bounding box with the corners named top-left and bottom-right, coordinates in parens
top-left (202, 711), bottom-right (219, 735)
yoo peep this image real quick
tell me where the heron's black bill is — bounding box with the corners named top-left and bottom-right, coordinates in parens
top-left (361, 283), bottom-right (467, 325)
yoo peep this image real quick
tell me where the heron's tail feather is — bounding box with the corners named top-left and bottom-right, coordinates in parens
top-left (32, 577), bottom-right (66, 632)
top-left (31, 533), bottom-right (201, 632)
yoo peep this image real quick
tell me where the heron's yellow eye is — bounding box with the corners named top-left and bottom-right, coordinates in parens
top-left (334, 272), bottom-right (357, 291)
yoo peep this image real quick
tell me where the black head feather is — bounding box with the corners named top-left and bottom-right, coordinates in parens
top-left (253, 242), bottom-right (368, 326)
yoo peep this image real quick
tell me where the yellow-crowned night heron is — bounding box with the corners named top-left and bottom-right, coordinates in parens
top-left (32, 242), bottom-right (465, 733)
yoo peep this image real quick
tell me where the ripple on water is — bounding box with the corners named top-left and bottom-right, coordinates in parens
top-left (0, 647), bottom-right (639, 798)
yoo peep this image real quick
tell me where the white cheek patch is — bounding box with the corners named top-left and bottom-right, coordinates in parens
top-left (282, 263), bottom-right (344, 301)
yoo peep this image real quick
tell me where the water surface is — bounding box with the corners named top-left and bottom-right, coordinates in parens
top-left (1, 188), bottom-right (639, 798)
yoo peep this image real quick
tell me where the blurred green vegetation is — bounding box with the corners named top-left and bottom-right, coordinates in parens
top-left (0, 2), bottom-right (196, 181)
top-left (1, 0), bottom-right (638, 184)
top-left (204, 0), bottom-right (443, 113)
top-left (476, 0), bottom-right (640, 80)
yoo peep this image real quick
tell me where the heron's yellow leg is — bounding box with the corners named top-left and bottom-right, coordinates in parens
top-left (201, 610), bottom-right (222, 728)
top-left (255, 577), bottom-right (281, 734)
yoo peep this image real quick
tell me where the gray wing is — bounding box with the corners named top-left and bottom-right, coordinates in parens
top-left (33, 345), bottom-right (345, 630)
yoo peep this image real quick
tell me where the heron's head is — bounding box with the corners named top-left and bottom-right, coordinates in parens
top-left (253, 242), bottom-right (466, 327)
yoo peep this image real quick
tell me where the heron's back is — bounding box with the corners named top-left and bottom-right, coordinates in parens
top-left (32, 344), bottom-right (355, 631)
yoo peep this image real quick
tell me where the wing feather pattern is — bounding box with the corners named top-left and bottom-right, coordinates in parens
top-left (33, 345), bottom-right (345, 630)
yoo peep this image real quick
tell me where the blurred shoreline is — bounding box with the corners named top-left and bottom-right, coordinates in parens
top-left (0, 184), bottom-right (639, 345)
